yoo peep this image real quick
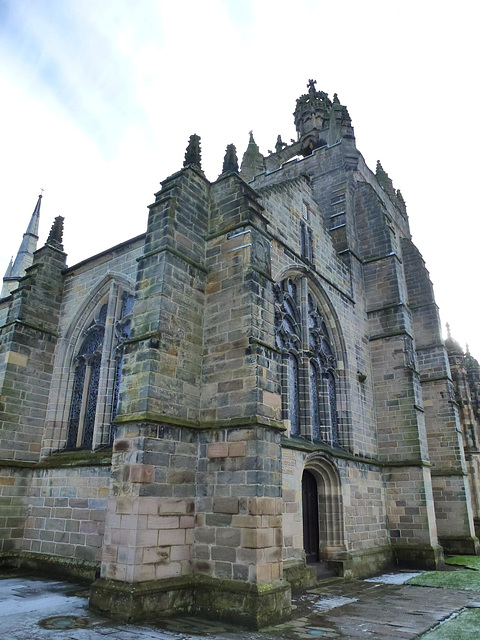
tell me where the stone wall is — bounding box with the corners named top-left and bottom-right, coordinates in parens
top-left (0, 458), bottom-right (109, 580)
top-left (100, 425), bottom-right (197, 584)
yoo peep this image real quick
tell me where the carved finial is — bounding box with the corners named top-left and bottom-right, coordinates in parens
top-left (333, 93), bottom-right (340, 104)
top-left (240, 131), bottom-right (265, 181)
top-left (395, 189), bottom-right (407, 216)
top-left (184, 134), bottom-right (202, 168)
top-left (275, 135), bottom-right (287, 153)
top-left (46, 216), bottom-right (64, 250)
top-left (466, 343), bottom-right (470, 355)
top-left (221, 144), bottom-right (239, 175)
top-left (307, 79), bottom-right (317, 93)
top-left (446, 322), bottom-right (451, 339)
top-left (375, 160), bottom-right (396, 197)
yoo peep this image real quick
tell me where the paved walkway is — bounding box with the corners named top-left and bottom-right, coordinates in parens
top-left (1, 570), bottom-right (479, 639)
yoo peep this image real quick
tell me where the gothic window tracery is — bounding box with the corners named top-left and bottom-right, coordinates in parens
top-left (66, 289), bottom-right (134, 450)
top-left (275, 277), bottom-right (339, 445)
top-left (275, 279), bottom-right (301, 436)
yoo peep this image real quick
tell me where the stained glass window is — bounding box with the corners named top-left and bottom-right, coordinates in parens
top-left (328, 372), bottom-right (338, 444)
top-left (66, 289), bottom-right (134, 451)
top-left (66, 359), bottom-right (86, 449)
top-left (83, 354), bottom-right (101, 448)
top-left (275, 278), bottom-right (339, 445)
top-left (309, 361), bottom-right (320, 441)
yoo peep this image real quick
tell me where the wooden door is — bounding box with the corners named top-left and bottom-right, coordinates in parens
top-left (302, 470), bottom-right (320, 563)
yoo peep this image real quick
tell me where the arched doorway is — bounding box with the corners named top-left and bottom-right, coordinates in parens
top-left (301, 456), bottom-right (345, 568)
top-left (302, 469), bottom-right (320, 563)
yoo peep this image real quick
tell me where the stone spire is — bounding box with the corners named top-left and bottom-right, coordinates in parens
top-left (240, 132), bottom-right (265, 182)
top-left (3, 257), bottom-right (13, 279)
top-left (1, 258), bottom-right (13, 298)
top-left (1, 193), bottom-right (41, 297)
top-left (221, 144), bottom-right (239, 175)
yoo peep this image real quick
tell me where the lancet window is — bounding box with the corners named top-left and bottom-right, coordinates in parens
top-left (66, 290), bottom-right (134, 450)
top-left (275, 277), bottom-right (339, 445)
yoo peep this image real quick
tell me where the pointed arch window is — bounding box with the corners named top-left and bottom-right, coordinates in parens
top-left (66, 290), bottom-right (134, 450)
top-left (275, 278), bottom-right (339, 445)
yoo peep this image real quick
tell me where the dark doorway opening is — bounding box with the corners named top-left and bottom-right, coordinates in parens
top-left (302, 469), bottom-right (320, 563)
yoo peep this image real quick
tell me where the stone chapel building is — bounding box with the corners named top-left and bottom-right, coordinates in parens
top-left (1, 81), bottom-right (480, 628)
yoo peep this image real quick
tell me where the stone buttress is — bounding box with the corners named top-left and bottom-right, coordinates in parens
top-left (90, 160), bottom-right (290, 628)
top-left (0, 218), bottom-right (66, 555)
top-left (401, 239), bottom-right (479, 555)
top-left (354, 180), bottom-right (442, 568)
top-left (0, 220), bottom-right (66, 463)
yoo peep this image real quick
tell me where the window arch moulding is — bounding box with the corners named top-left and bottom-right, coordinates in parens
top-left (274, 274), bottom-right (348, 448)
top-left (46, 273), bottom-right (135, 454)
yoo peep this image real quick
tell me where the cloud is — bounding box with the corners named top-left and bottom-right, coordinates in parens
top-left (0, 0), bottom-right (479, 357)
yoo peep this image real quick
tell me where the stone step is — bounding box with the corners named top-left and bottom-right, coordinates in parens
top-left (309, 561), bottom-right (338, 581)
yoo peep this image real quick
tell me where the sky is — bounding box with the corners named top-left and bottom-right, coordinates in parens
top-left (0, 0), bottom-right (479, 358)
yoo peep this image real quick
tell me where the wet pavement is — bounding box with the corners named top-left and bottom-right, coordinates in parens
top-left (1, 570), bottom-right (480, 639)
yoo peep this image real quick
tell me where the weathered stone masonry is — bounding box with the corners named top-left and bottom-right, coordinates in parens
top-left (1, 81), bottom-right (480, 628)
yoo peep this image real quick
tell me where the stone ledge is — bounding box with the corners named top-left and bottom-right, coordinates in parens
top-left (90, 575), bottom-right (291, 629)
top-left (40, 449), bottom-right (112, 469)
top-left (391, 543), bottom-right (444, 570)
top-left (439, 536), bottom-right (480, 556)
top-left (336, 545), bottom-right (394, 579)
top-left (0, 449), bottom-right (112, 470)
top-left (0, 550), bottom-right (99, 582)
top-left (281, 436), bottom-right (383, 467)
top-left (114, 413), bottom-right (285, 431)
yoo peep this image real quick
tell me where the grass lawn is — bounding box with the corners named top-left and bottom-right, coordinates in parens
top-left (420, 608), bottom-right (480, 639)
top-left (407, 555), bottom-right (480, 591)
top-left (407, 570), bottom-right (480, 591)
top-left (445, 555), bottom-right (480, 571)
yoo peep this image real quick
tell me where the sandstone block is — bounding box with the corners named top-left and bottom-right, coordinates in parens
top-left (213, 497), bottom-right (239, 514)
top-left (207, 443), bottom-right (228, 458)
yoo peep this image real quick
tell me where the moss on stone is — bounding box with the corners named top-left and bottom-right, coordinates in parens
top-left (41, 449), bottom-right (112, 468)
top-left (283, 560), bottom-right (317, 592)
top-left (91, 575), bottom-right (291, 629)
top-left (0, 550), bottom-right (98, 582)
